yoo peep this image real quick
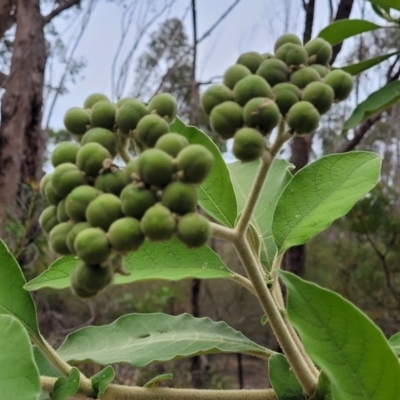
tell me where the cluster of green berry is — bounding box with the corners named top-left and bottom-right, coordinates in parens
top-left (201, 33), bottom-right (353, 162)
top-left (39, 92), bottom-right (214, 298)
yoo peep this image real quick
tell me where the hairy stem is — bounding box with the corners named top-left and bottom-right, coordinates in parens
top-left (230, 272), bottom-right (257, 295)
top-left (41, 376), bottom-right (278, 399)
top-left (210, 221), bottom-right (237, 242)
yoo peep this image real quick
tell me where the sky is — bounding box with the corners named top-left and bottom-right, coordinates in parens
top-left (43, 0), bottom-right (351, 130)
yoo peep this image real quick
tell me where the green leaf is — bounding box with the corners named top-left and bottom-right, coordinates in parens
top-left (0, 239), bottom-right (40, 338)
top-left (57, 313), bottom-right (270, 367)
top-left (33, 346), bottom-right (61, 378)
top-left (0, 315), bottom-right (41, 400)
top-left (143, 373), bottom-right (173, 388)
top-left (318, 19), bottom-right (382, 45)
top-left (170, 117), bottom-right (237, 227)
top-left (261, 315), bottom-right (268, 325)
top-left (91, 365), bottom-right (115, 398)
top-left (228, 158), bottom-right (293, 267)
top-left (25, 238), bottom-right (232, 291)
top-left (309, 372), bottom-right (332, 400)
top-left (272, 152), bottom-right (381, 252)
top-left (339, 51), bottom-right (400, 76)
top-left (279, 271), bottom-right (400, 400)
top-left (268, 353), bottom-right (304, 400)
top-left (389, 332), bottom-right (400, 355)
top-left (343, 81), bottom-right (400, 131)
top-left (52, 367), bottom-right (80, 400)
top-left (369, 0), bottom-right (400, 12)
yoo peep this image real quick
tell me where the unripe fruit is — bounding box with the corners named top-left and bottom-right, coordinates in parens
top-left (256, 59), bottom-right (290, 86)
top-left (57, 199), bottom-right (69, 222)
top-left (95, 170), bottom-right (126, 196)
top-left (141, 204), bottom-right (176, 241)
top-left (76, 143), bottom-right (112, 178)
top-left (290, 67), bottom-right (321, 89)
top-left (75, 227), bottom-right (111, 265)
top-left (39, 206), bottom-right (59, 234)
top-left (236, 52), bottom-right (264, 73)
top-left (116, 97), bottom-right (135, 108)
top-left (302, 81), bottom-right (334, 114)
top-left (136, 114), bottom-right (170, 148)
top-left (223, 65), bottom-right (252, 89)
top-left (49, 222), bottom-right (74, 255)
top-left (233, 128), bottom-right (265, 162)
top-left (274, 33), bottom-right (302, 52)
top-left (51, 142), bottom-right (79, 167)
top-left (233, 75), bottom-right (273, 106)
top-left (51, 163), bottom-right (86, 198)
top-left (287, 101), bottom-right (320, 134)
top-left (176, 144), bottom-right (214, 184)
top-left (107, 217), bottom-right (145, 252)
top-left (64, 107), bottom-right (90, 135)
top-left (272, 84), bottom-right (300, 115)
top-left (272, 82), bottom-right (302, 98)
top-left (209, 101), bottom-right (244, 139)
top-left (124, 158), bottom-right (139, 183)
top-left (323, 70), bottom-right (353, 101)
top-left (243, 97), bottom-right (280, 134)
top-left (138, 149), bottom-right (174, 187)
top-left (45, 181), bottom-right (63, 205)
top-left (71, 262), bottom-right (113, 298)
top-left (86, 193), bottom-right (123, 231)
top-left (155, 133), bottom-right (189, 157)
top-left (65, 185), bottom-right (101, 222)
top-left (81, 128), bottom-right (118, 158)
top-left (304, 37), bottom-right (332, 65)
top-left (116, 99), bottom-right (148, 134)
top-left (262, 53), bottom-right (275, 60)
top-left (161, 182), bottom-right (198, 214)
top-left (147, 93), bottom-right (177, 122)
top-left (275, 43), bottom-right (308, 67)
top-left (309, 64), bottom-right (330, 78)
top-left (66, 222), bottom-right (91, 253)
top-left (40, 174), bottom-right (52, 197)
top-left (177, 213), bottom-right (211, 248)
top-left (120, 184), bottom-right (157, 219)
top-left (90, 100), bottom-right (117, 130)
top-left (200, 85), bottom-right (235, 116)
top-left (83, 93), bottom-right (110, 109)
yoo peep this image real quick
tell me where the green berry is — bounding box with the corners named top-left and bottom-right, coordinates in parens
top-left (302, 81), bottom-right (334, 114)
top-left (200, 85), bottom-right (235, 116)
top-left (115, 99), bottom-right (148, 134)
top-left (275, 43), bottom-right (308, 67)
top-left (243, 97), bottom-right (280, 134)
top-left (83, 93), bottom-right (110, 109)
top-left (76, 143), bottom-right (112, 178)
top-left (233, 75), bottom-right (273, 106)
top-left (63, 107), bottom-right (90, 135)
top-left (290, 67), bottom-right (321, 89)
top-left (94, 170), bottom-right (126, 196)
top-left (304, 38), bottom-right (332, 65)
top-left (162, 182), bottom-right (198, 214)
top-left (323, 70), bottom-right (353, 101)
top-left (233, 128), bottom-right (265, 162)
top-left (74, 227), bottom-right (111, 265)
top-left (274, 33), bottom-right (302, 52)
top-left (210, 101), bottom-right (244, 139)
top-left (223, 65), bottom-right (252, 90)
top-left (138, 149), bottom-right (174, 187)
top-left (124, 158), bottom-right (139, 183)
top-left (49, 222), bottom-right (74, 255)
top-left (51, 163), bottom-right (86, 198)
top-left (57, 199), bottom-right (69, 222)
top-left (155, 133), bottom-right (189, 157)
top-left (90, 100), bottom-right (117, 130)
top-left (141, 204), bottom-right (176, 241)
top-left (107, 217), bottom-right (145, 252)
top-left (39, 206), bottom-right (59, 234)
top-left (272, 85), bottom-right (300, 115)
top-left (120, 184), bottom-right (157, 220)
top-left (66, 222), bottom-right (91, 254)
top-left (256, 59), bottom-right (290, 86)
top-left (236, 52), bottom-right (264, 73)
top-left (45, 181), bottom-right (63, 205)
top-left (177, 213), bottom-right (211, 248)
top-left (85, 193), bottom-right (123, 231)
top-left (65, 185), bottom-right (101, 222)
top-left (147, 93), bottom-right (177, 122)
top-left (309, 64), bottom-right (330, 78)
top-left (272, 82), bottom-right (302, 98)
top-left (81, 127), bottom-right (118, 158)
top-left (136, 114), bottom-right (170, 148)
top-left (51, 142), bottom-right (79, 167)
top-left (287, 101), bottom-right (320, 134)
top-left (40, 174), bottom-right (53, 197)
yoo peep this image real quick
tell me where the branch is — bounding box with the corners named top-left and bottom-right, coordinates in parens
top-left (331, 0), bottom-right (354, 64)
top-left (196, 0), bottom-right (240, 44)
top-left (0, 0), bottom-right (15, 40)
top-left (302, 0), bottom-right (316, 44)
top-left (0, 71), bottom-right (8, 88)
top-left (42, 0), bottom-right (81, 25)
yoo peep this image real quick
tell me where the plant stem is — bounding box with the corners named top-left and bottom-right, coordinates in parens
top-left (41, 376), bottom-right (278, 399)
top-left (233, 237), bottom-right (317, 396)
top-left (230, 272), bottom-right (257, 295)
top-left (210, 221), bottom-right (237, 242)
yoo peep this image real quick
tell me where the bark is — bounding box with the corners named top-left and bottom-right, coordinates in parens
top-left (0, 0), bottom-right (16, 40)
top-left (0, 0), bottom-right (47, 238)
top-left (331, 0), bottom-right (354, 64)
top-left (302, 0), bottom-right (315, 44)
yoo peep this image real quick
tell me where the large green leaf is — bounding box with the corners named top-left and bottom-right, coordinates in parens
top-left (268, 353), bottom-right (304, 400)
top-left (370, 0), bottom-right (400, 12)
top-left (318, 19), bottom-right (382, 45)
top-left (340, 51), bottom-right (400, 76)
top-left (0, 315), bottom-right (41, 400)
top-left (0, 239), bottom-right (40, 337)
top-left (228, 158), bottom-right (293, 267)
top-left (279, 271), bottom-right (400, 400)
top-left (57, 313), bottom-right (270, 367)
top-left (25, 238), bottom-right (232, 291)
top-left (272, 152), bottom-right (381, 252)
top-left (309, 372), bottom-right (332, 400)
top-left (343, 81), bottom-right (400, 131)
top-left (91, 366), bottom-right (115, 398)
top-left (389, 332), bottom-right (400, 355)
top-left (170, 117), bottom-right (237, 227)
top-left (52, 367), bottom-right (80, 400)
top-left (33, 346), bottom-right (61, 378)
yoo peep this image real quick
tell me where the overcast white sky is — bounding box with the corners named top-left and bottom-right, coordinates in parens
top-left (43, 0), bottom-right (367, 130)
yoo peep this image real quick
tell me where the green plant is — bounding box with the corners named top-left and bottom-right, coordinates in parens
top-left (2, 21), bottom-right (400, 400)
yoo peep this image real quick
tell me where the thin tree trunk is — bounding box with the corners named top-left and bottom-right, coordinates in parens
top-left (0, 0), bottom-right (47, 239)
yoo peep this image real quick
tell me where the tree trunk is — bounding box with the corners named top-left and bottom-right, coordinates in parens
top-left (0, 0), bottom-right (47, 242)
